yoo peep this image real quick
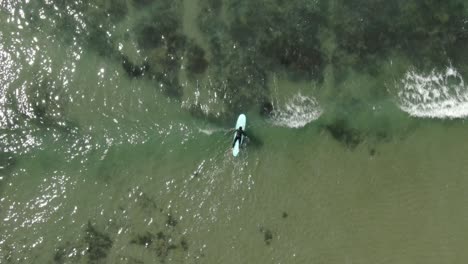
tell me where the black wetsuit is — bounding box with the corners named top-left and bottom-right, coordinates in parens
top-left (232, 129), bottom-right (246, 148)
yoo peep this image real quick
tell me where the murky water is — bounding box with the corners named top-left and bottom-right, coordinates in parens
top-left (1, 0), bottom-right (468, 263)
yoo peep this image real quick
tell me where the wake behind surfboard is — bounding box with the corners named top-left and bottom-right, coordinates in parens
top-left (232, 114), bottom-right (246, 157)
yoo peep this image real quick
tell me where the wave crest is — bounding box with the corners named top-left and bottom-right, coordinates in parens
top-left (398, 66), bottom-right (468, 119)
top-left (270, 93), bottom-right (322, 128)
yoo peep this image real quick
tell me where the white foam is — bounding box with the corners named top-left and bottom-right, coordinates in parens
top-left (397, 66), bottom-right (468, 119)
top-left (198, 128), bottom-right (223, 135)
top-left (270, 93), bottom-right (323, 128)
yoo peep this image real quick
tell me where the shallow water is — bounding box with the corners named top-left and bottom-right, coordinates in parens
top-left (1, 0), bottom-right (468, 263)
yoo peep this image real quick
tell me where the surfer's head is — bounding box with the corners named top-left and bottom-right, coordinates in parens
top-left (239, 126), bottom-right (243, 130)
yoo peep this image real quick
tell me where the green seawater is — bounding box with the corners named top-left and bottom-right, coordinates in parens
top-left (1, 0), bottom-right (468, 263)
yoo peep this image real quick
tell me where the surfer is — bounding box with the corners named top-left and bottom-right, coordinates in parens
top-left (232, 126), bottom-right (246, 148)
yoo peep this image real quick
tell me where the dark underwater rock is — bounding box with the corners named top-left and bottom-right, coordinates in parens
top-left (135, 4), bottom-right (184, 51)
top-left (241, 130), bottom-right (263, 148)
top-left (109, 1), bottom-right (128, 21)
top-left (53, 247), bottom-right (66, 264)
top-left (85, 221), bottom-right (113, 263)
top-left (180, 237), bottom-right (189, 251)
top-left (137, 25), bottom-right (169, 50)
top-left (159, 76), bottom-right (184, 99)
top-left (137, 192), bottom-right (158, 211)
top-left (264, 230), bottom-right (273, 245)
top-left (53, 243), bottom-right (75, 264)
top-left (166, 214), bottom-right (178, 228)
top-left (259, 227), bottom-right (274, 245)
top-left (155, 231), bottom-right (178, 261)
top-left (324, 119), bottom-right (362, 149)
top-left (185, 41), bottom-right (209, 75)
top-left (126, 209), bottom-right (186, 262)
top-left (121, 56), bottom-right (150, 78)
top-left (320, 98), bottom-right (402, 149)
top-left (86, 23), bottom-right (116, 58)
top-left (27, 77), bottom-right (57, 124)
top-left (132, 5), bottom-right (187, 97)
top-left (260, 101), bottom-right (274, 117)
top-left (128, 226), bottom-right (188, 261)
top-left (142, 46), bottom-right (185, 98)
top-left (130, 232), bottom-right (155, 248)
top-left (13, 78), bottom-right (78, 133)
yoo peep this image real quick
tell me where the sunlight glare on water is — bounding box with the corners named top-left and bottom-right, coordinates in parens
top-left (2, 0), bottom-right (468, 263)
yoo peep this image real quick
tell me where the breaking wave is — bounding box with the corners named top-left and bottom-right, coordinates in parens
top-left (270, 93), bottom-right (323, 128)
top-left (398, 66), bottom-right (468, 119)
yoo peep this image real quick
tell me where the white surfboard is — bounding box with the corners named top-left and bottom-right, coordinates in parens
top-left (232, 114), bottom-right (246, 157)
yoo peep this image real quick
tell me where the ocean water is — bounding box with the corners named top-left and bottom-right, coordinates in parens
top-left (1, 0), bottom-right (468, 263)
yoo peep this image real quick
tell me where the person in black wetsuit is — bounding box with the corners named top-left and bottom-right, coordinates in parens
top-left (232, 126), bottom-right (246, 148)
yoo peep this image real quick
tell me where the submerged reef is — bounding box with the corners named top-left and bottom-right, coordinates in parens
top-left (50, 197), bottom-right (194, 264)
top-left (330, 0), bottom-right (468, 72)
top-left (124, 192), bottom-right (194, 263)
top-left (192, 0), bottom-right (326, 119)
top-left (26, 0), bottom-right (468, 126)
top-left (256, 3), bottom-right (326, 81)
top-left (192, 0), bottom-right (468, 123)
top-left (185, 40), bottom-right (209, 76)
top-left (130, 0), bottom-right (187, 97)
